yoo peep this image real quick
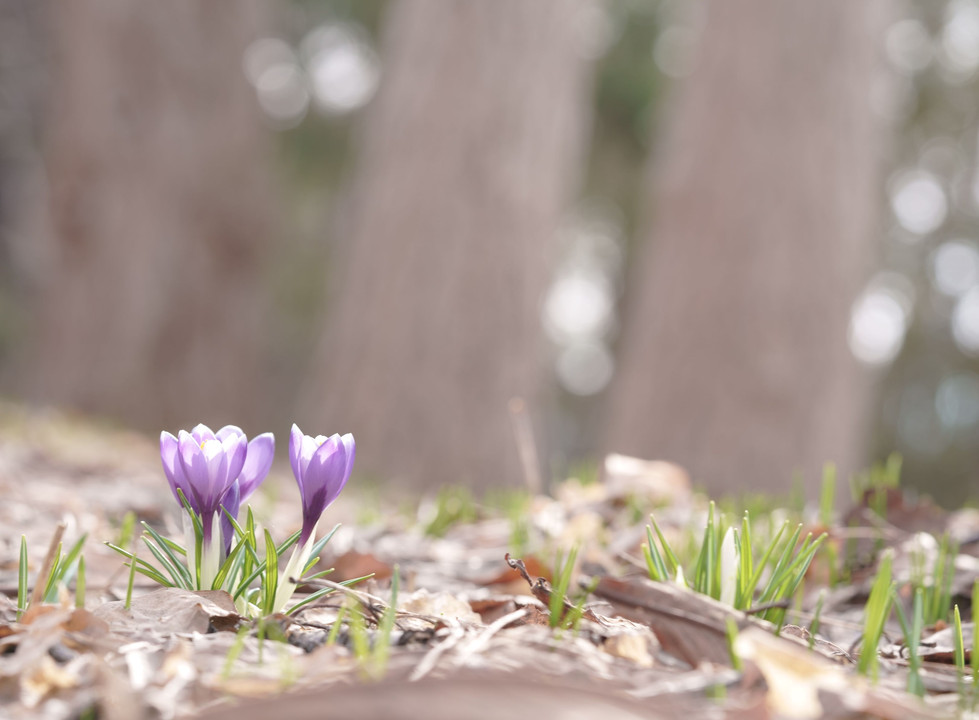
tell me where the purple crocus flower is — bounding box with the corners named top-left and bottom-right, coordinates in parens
top-left (289, 424), bottom-right (355, 546)
top-left (160, 424), bottom-right (274, 546)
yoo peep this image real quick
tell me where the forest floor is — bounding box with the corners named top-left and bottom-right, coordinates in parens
top-left (0, 402), bottom-right (977, 719)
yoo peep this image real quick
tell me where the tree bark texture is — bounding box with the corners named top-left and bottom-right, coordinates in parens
top-left (303, 0), bottom-right (595, 491)
top-left (605, 1), bottom-right (887, 495)
top-left (26, 1), bottom-right (274, 430)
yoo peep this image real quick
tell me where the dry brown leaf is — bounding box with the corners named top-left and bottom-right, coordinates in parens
top-left (94, 589), bottom-right (241, 635)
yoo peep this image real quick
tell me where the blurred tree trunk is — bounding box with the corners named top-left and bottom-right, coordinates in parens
top-left (605, 1), bottom-right (887, 494)
top-left (302, 0), bottom-right (595, 491)
top-left (26, 1), bottom-right (274, 429)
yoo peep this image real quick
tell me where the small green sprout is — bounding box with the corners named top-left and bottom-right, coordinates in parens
top-left (643, 505), bottom-right (825, 628)
top-left (549, 546), bottom-right (579, 629)
top-left (908, 532), bottom-right (956, 627)
top-left (17, 536), bottom-right (27, 620)
top-left (371, 567), bottom-right (400, 675)
top-left (972, 580), bottom-right (979, 702)
top-left (857, 549), bottom-right (894, 681)
top-left (422, 487), bottom-right (478, 537)
top-left (893, 586), bottom-right (925, 697)
top-left (17, 529), bottom-right (87, 618)
top-left (808, 589), bottom-right (826, 651)
top-left (326, 605), bottom-right (347, 646)
top-left (819, 463), bottom-right (836, 528)
top-left (954, 604), bottom-right (966, 701)
top-left (107, 510), bottom-right (343, 619)
top-left (75, 557), bottom-right (86, 610)
top-left (725, 617), bottom-right (742, 671)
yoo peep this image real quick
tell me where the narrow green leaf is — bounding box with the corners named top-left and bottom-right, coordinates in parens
top-left (141, 536), bottom-right (192, 589)
top-left (75, 556), bottom-right (86, 609)
top-left (41, 542), bottom-right (63, 602)
top-left (857, 549), bottom-right (894, 680)
top-left (275, 530), bottom-right (302, 557)
top-left (643, 525), bottom-right (668, 581)
top-left (17, 536), bottom-right (27, 619)
top-left (971, 580), bottom-right (979, 687)
top-left (125, 537), bottom-right (139, 610)
top-left (737, 513), bottom-right (754, 609)
top-left (649, 514), bottom-right (680, 576)
top-left (725, 617), bottom-right (742, 671)
top-left (286, 586), bottom-right (337, 616)
top-left (141, 523), bottom-right (191, 582)
top-left (262, 529), bottom-right (278, 616)
top-left (747, 520), bottom-right (788, 597)
top-left (372, 566), bottom-right (400, 672)
top-left (309, 524), bottom-right (341, 560)
top-left (549, 546), bottom-right (578, 628)
top-left (211, 539), bottom-right (248, 591)
top-left (326, 606), bottom-right (346, 646)
top-left (954, 604), bottom-right (965, 674)
top-left (819, 463), bottom-right (836, 527)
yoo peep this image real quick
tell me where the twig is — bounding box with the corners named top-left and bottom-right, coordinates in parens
top-left (29, 522), bottom-right (65, 607)
top-left (409, 625), bottom-right (466, 682)
top-left (505, 553), bottom-right (603, 624)
top-left (298, 577), bottom-right (390, 610)
top-left (455, 607), bottom-right (528, 662)
top-left (508, 397), bottom-right (542, 495)
top-left (744, 600), bottom-right (789, 616)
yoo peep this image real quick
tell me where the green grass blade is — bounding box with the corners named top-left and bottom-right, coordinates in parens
top-left (105, 541), bottom-right (175, 581)
top-left (232, 562), bottom-right (268, 601)
top-left (41, 542), bottom-right (63, 602)
top-left (309, 524), bottom-right (341, 559)
top-left (649, 514), bottom-right (680, 577)
top-left (736, 513), bottom-right (754, 610)
top-left (262, 529), bottom-right (278, 616)
top-left (286, 586), bottom-right (337, 616)
top-left (17, 536), bottom-right (27, 619)
top-left (372, 566), bottom-right (400, 673)
top-left (141, 523), bottom-right (192, 585)
top-left (211, 538), bottom-right (248, 591)
top-left (549, 546), bottom-right (578, 628)
top-left (747, 520), bottom-right (788, 597)
top-left (820, 463), bottom-right (836, 527)
top-left (50, 534), bottom-right (87, 590)
top-left (643, 525), bottom-right (668, 581)
top-left (275, 530), bottom-right (302, 557)
top-left (757, 524), bottom-right (803, 604)
top-left (175, 488), bottom-right (203, 537)
top-left (141, 536), bottom-right (191, 589)
top-left (326, 606), bottom-right (346, 646)
top-left (972, 580), bottom-right (979, 689)
top-left (857, 549), bottom-right (894, 680)
top-left (75, 556), bottom-right (86, 609)
top-left (124, 538), bottom-right (139, 610)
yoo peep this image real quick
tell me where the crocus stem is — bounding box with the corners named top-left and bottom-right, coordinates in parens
top-left (183, 513), bottom-right (198, 589)
top-left (199, 513), bottom-right (223, 590)
top-left (272, 532), bottom-right (316, 614)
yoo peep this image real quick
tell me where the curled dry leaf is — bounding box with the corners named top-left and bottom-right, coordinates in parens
top-left (94, 589), bottom-right (241, 635)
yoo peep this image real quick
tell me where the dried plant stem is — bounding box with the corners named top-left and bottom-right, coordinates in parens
top-left (509, 397), bottom-right (542, 495)
top-left (29, 522), bottom-right (65, 607)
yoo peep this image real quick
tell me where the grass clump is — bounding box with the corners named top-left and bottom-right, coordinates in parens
top-left (643, 502), bottom-right (825, 628)
top-left (18, 529), bottom-right (87, 618)
top-left (857, 549), bottom-right (894, 681)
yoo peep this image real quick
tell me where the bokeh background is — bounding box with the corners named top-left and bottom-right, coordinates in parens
top-left (0, 0), bottom-right (975, 504)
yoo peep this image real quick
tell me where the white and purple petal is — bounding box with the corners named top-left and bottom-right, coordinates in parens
top-left (160, 431), bottom-right (192, 508)
top-left (239, 432), bottom-right (274, 501)
top-left (289, 424), bottom-right (305, 484)
top-left (190, 423), bottom-right (217, 445)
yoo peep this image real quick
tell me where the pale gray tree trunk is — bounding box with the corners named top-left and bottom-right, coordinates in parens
top-left (303, 0), bottom-right (596, 491)
top-left (605, 1), bottom-right (888, 495)
top-left (25, 1), bottom-right (275, 429)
